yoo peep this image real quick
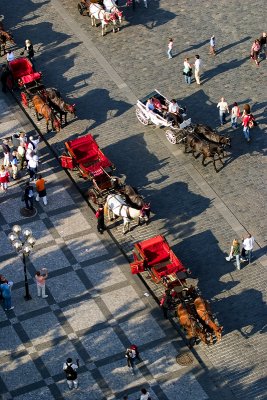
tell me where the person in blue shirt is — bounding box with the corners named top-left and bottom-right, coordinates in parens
top-left (0, 281), bottom-right (14, 311)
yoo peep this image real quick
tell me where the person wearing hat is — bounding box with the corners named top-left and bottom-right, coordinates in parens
top-left (63, 358), bottom-right (79, 389)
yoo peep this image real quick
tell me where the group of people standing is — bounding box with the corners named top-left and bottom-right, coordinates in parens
top-left (216, 98), bottom-right (255, 142)
top-left (0, 131), bottom-right (48, 208)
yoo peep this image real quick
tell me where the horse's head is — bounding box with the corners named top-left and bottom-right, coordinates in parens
top-left (221, 136), bottom-right (231, 147)
top-left (66, 103), bottom-right (76, 115)
top-left (53, 115), bottom-right (61, 132)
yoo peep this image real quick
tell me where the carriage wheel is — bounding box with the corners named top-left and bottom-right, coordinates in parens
top-left (136, 108), bottom-right (149, 126)
top-left (21, 92), bottom-right (28, 108)
top-left (88, 189), bottom-right (98, 204)
top-left (165, 129), bottom-right (178, 145)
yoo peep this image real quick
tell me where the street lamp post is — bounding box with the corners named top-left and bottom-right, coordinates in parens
top-left (8, 225), bottom-right (36, 301)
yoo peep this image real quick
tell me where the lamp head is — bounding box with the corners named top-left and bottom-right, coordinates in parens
top-left (13, 240), bottom-right (23, 252)
top-left (22, 228), bottom-right (32, 239)
top-left (8, 232), bottom-right (18, 243)
top-left (27, 236), bottom-right (36, 247)
top-left (22, 244), bottom-right (31, 256)
top-left (12, 225), bottom-right (22, 235)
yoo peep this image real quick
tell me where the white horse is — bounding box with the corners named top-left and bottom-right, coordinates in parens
top-left (89, 3), bottom-right (118, 36)
top-left (104, 194), bottom-right (149, 234)
top-left (103, 0), bottom-right (123, 24)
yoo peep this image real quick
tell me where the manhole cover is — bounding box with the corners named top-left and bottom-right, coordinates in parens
top-left (176, 352), bottom-right (194, 366)
top-left (20, 207), bottom-right (37, 218)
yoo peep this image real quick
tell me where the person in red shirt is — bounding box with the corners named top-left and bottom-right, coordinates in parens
top-left (242, 111), bottom-right (251, 142)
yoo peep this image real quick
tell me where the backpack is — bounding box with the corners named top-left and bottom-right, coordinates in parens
top-left (65, 364), bottom-right (77, 380)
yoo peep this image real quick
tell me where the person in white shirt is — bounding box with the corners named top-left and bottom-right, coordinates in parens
top-left (28, 154), bottom-right (38, 181)
top-left (194, 54), bottom-right (202, 85)
top-left (241, 233), bottom-right (255, 263)
top-left (140, 388), bottom-right (151, 400)
top-left (217, 97), bottom-right (229, 126)
top-left (27, 136), bottom-right (40, 153)
top-left (167, 99), bottom-right (182, 127)
top-left (167, 38), bottom-right (173, 59)
top-left (6, 50), bottom-right (15, 62)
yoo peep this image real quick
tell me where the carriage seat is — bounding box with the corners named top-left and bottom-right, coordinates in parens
top-left (142, 239), bottom-right (170, 266)
top-left (19, 72), bottom-right (42, 86)
top-left (151, 254), bottom-right (185, 277)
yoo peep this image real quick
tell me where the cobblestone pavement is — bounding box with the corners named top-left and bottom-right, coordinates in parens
top-left (1, 0), bottom-right (267, 399)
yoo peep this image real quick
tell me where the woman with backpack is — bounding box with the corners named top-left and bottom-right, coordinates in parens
top-left (183, 57), bottom-right (192, 84)
top-left (63, 358), bottom-right (79, 389)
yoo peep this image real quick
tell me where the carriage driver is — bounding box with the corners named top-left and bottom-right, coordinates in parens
top-left (167, 99), bottom-right (183, 127)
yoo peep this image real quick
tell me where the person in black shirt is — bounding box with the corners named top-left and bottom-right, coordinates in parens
top-left (24, 182), bottom-right (34, 210)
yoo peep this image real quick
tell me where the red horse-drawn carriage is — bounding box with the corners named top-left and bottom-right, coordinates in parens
top-left (61, 133), bottom-right (119, 203)
top-left (8, 57), bottom-right (42, 91)
top-left (130, 235), bottom-right (189, 291)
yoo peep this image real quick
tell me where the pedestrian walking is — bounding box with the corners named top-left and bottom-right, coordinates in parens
top-left (139, 388), bottom-right (151, 400)
top-left (241, 233), bottom-right (255, 263)
top-left (63, 358), bottom-right (79, 390)
top-left (225, 239), bottom-right (241, 270)
top-left (125, 344), bottom-right (140, 374)
top-left (21, 39), bottom-right (35, 62)
top-left (17, 144), bottom-right (26, 171)
top-left (10, 151), bottom-right (18, 180)
top-left (242, 110), bottom-right (252, 142)
top-left (0, 165), bottom-right (10, 192)
top-left (194, 54), bottom-right (202, 85)
top-left (259, 32), bottom-right (266, 57)
top-left (250, 39), bottom-right (261, 66)
top-left (35, 174), bottom-right (48, 205)
top-left (183, 57), bottom-right (192, 84)
top-left (230, 102), bottom-right (240, 129)
top-left (167, 38), bottom-right (173, 59)
top-left (24, 181), bottom-right (34, 210)
top-left (209, 35), bottom-right (216, 55)
top-left (2, 139), bottom-right (11, 167)
top-left (0, 281), bottom-right (14, 311)
top-left (95, 204), bottom-right (105, 234)
top-left (35, 268), bottom-right (48, 298)
top-left (19, 131), bottom-right (28, 148)
top-left (217, 97), bottom-right (229, 126)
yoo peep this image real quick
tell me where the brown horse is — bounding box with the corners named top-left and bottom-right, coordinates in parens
top-left (177, 303), bottom-right (209, 347)
top-left (120, 184), bottom-right (146, 209)
top-left (185, 132), bottom-right (224, 172)
top-left (32, 95), bottom-right (61, 133)
top-left (193, 124), bottom-right (231, 147)
top-left (44, 88), bottom-right (76, 125)
top-left (0, 30), bottom-right (15, 56)
top-left (193, 297), bottom-right (223, 342)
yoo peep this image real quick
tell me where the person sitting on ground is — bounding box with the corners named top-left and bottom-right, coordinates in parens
top-left (167, 99), bottom-right (183, 127)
